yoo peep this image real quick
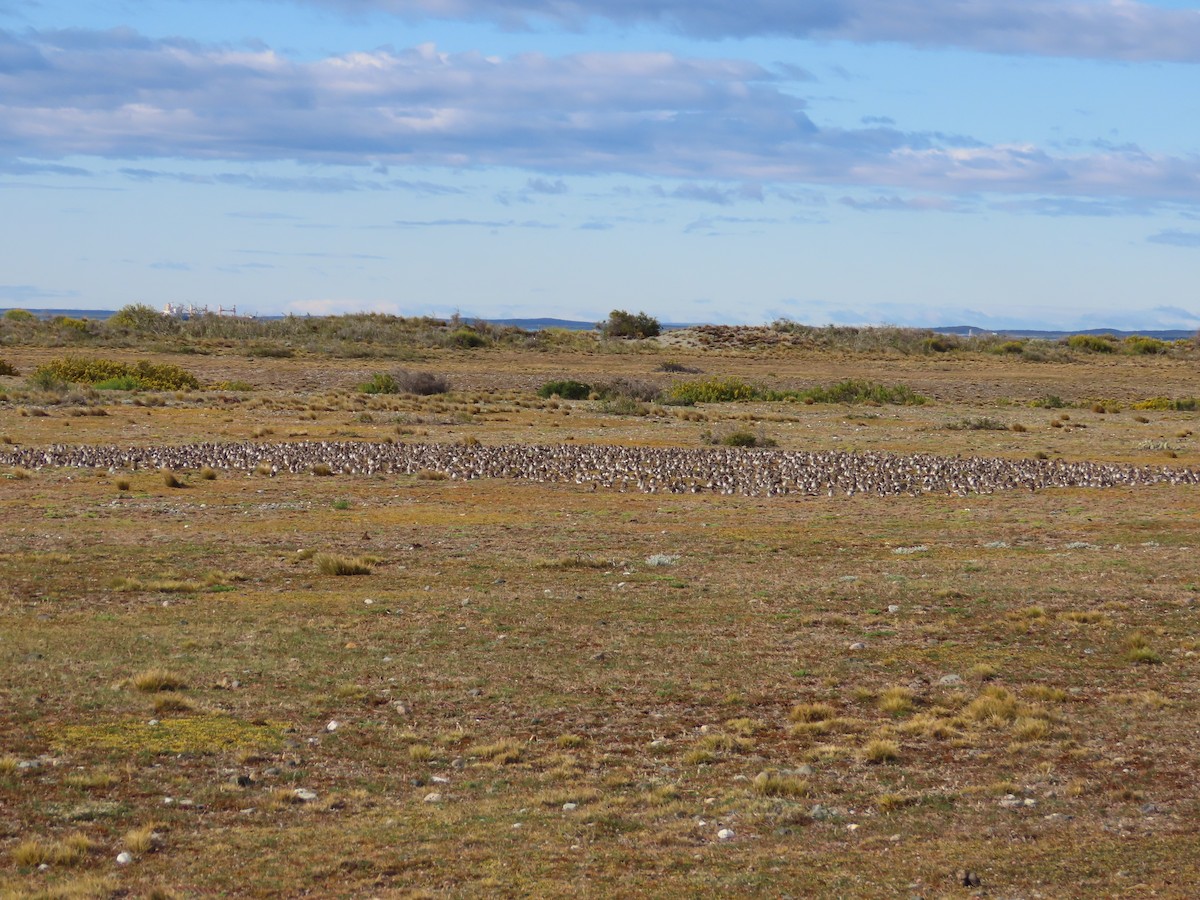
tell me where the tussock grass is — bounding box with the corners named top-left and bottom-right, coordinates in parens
top-left (314, 553), bottom-right (372, 576)
top-left (1125, 632), bottom-right (1162, 664)
top-left (123, 825), bottom-right (162, 854)
top-left (13, 832), bottom-right (96, 867)
top-left (752, 770), bottom-right (809, 798)
top-left (878, 686), bottom-right (915, 716)
top-left (790, 702), bottom-right (837, 723)
top-left (63, 770), bottom-right (116, 790)
top-left (861, 739), bottom-right (901, 764)
top-left (161, 468), bottom-right (184, 488)
top-left (131, 667), bottom-right (187, 693)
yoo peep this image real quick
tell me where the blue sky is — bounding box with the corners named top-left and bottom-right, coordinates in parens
top-left (2, 1), bottom-right (1198, 329)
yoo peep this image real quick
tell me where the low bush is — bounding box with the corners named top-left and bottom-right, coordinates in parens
top-left (1133, 396), bottom-right (1198, 411)
top-left (31, 357), bottom-right (200, 390)
top-left (1123, 335), bottom-right (1168, 355)
top-left (667, 377), bottom-right (759, 405)
top-left (787, 380), bottom-right (926, 406)
top-left (314, 553), bottom-right (372, 576)
top-left (361, 370), bottom-right (450, 395)
top-left (600, 309), bottom-right (661, 339)
top-left (1066, 334), bottom-right (1117, 353)
top-left (538, 379), bottom-right (592, 400)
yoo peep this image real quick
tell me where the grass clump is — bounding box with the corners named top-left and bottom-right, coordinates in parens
top-left (861, 739), bottom-right (901, 764)
top-left (50, 716), bottom-right (284, 755)
top-left (131, 668), bottom-right (187, 693)
top-left (314, 553), bottom-right (373, 576)
top-left (752, 770), bottom-right (809, 798)
top-left (13, 833), bottom-right (97, 867)
top-left (1066, 334), bottom-right (1117, 353)
top-left (667, 377), bottom-right (758, 405)
top-left (0, 358), bottom-right (19, 377)
top-left (472, 739), bottom-right (523, 764)
top-left (1125, 632), bottom-right (1163, 664)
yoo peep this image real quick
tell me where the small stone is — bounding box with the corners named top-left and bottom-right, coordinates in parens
top-left (423, 792), bottom-right (443, 803)
top-left (562, 802), bottom-right (577, 811)
top-left (846, 823), bottom-right (859, 832)
top-left (234, 774), bottom-right (253, 788)
top-left (887, 604), bottom-right (901, 613)
top-left (116, 851), bottom-right (133, 865)
top-left (325, 720), bottom-right (340, 732)
top-left (999, 794), bottom-right (1021, 809)
top-left (393, 701), bottom-right (411, 716)
top-left (938, 674), bottom-right (963, 686)
top-left (468, 688), bottom-right (483, 697)
top-left (292, 788), bottom-right (318, 803)
top-left (717, 828), bottom-right (735, 841)
top-left (263, 767), bottom-right (281, 777)
top-left (848, 642), bottom-right (866, 651)
top-left (957, 870), bottom-right (981, 887)
top-left (147, 719), bottom-right (160, 727)
top-left (364, 598), bottom-right (374, 605)
top-left (431, 775), bottom-right (450, 784)
top-left (451, 757), bottom-right (466, 769)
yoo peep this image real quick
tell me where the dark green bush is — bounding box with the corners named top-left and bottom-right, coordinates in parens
top-left (538, 380), bottom-right (592, 400)
top-left (600, 309), bottom-right (661, 339)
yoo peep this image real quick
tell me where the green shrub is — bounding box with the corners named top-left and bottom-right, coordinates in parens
top-left (360, 373), bottom-right (400, 394)
top-left (1029, 395), bottom-right (1067, 409)
top-left (448, 327), bottom-right (488, 349)
top-left (1133, 396), bottom-right (1198, 411)
top-left (667, 377), bottom-right (759, 405)
top-left (599, 309), bottom-right (661, 339)
top-left (788, 380), bottom-right (926, 406)
top-left (31, 357), bottom-right (200, 391)
top-left (3, 309), bottom-right (36, 322)
top-left (107, 304), bottom-right (178, 334)
top-left (94, 375), bottom-right (146, 391)
top-left (1066, 334), bottom-right (1117, 353)
top-left (1123, 336), bottom-right (1168, 355)
top-left (993, 340), bottom-right (1025, 354)
top-left (921, 335), bottom-right (958, 353)
top-left (538, 379), bottom-right (592, 400)
top-left (598, 396), bottom-right (649, 416)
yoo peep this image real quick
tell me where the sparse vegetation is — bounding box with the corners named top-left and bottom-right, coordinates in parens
top-left (538, 379), bottom-right (592, 400)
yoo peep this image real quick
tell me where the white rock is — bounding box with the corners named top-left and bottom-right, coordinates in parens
top-left (887, 605), bottom-right (901, 613)
top-left (848, 642), bottom-right (867, 651)
top-left (325, 720), bottom-right (340, 732)
top-left (116, 852), bottom-right (133, 865)
top-left (423, 792), bottom-right (443, 803)
top-left (717, 828), bottom-right (735, 841)
top-left (938, 674), bottom-right (963, 686)
top-left (562, 802), bottom-right (577, 811)
top-left (293, 788), bottom-right (318, 803)
top-left (431, 775), bottom-right (450, 784)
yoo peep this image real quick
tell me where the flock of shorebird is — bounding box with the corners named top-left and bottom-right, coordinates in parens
top-left (2, 440), bottom-right (1196, 497)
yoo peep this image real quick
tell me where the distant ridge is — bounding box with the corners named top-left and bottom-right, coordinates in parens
top-left (932, 325), bottom-right (1196, 340)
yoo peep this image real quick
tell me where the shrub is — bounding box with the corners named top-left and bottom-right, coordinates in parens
top-left (599, 309), bottom-right (661, 339)
top-left (946, 417), bottom-right (1008, 431)
top-left (790, 380), bottom-right (926, 406)
top-left (1030, 395), bottom-right (1067, 408)
top-left (992, 340), bottom-right (1025, 354)
top-left (108, 303), bottom-right (178, 335)
top-left (3, 308), bottom-right (36, 323)
top-left (31, 357), bottom-right (200, 391)
top-left (0, 358), bottom-right (17, 377)
top-left (1123, 335), bottom-right (1168, 355)
top-left (448, 327), bottom-right (488, 349)
top-left (94, 375), bottom-right (145, 391)
top-left (361, 370), bottom-right (450, 395)
top-left (667, 377), bottom-right (759, 405)
top-left (1133, 396), bottom-right (1198, 411)
top-left (131, 668), bottom-right (187, 693)
top-left (597, 377), bottom-right (661, 402)
top-left (1066, 334), bottom-right (1117, 353)
top-left (538, 379), bottom-right (592, 400)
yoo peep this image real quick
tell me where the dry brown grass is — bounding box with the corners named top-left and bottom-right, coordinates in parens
top-left (130, 667), bottom-right (187, 693)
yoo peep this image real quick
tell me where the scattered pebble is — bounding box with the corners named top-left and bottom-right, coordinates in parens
top-left (116, 852), bottom-right (133, 865)
top-left (562, 802), bottom-right (577, 811)
top-left (892, 545), bottom-right (928, 554)
top-left (325, 720), bottom-right (340, 732)
top-left (887, 604), bottom-right (901, 613)
top-left (848, 642), bottom-right (867, 651)
top-left (717, 828), bottom-right (735, 841)
top-left (423, 792), bottom-right (443, 803)
top-left (938, 674), bottom-right (963, 686)
top-left (293, 789), bottom-right (318, 803)
top-left (431, 775), bottom-right (450, 784)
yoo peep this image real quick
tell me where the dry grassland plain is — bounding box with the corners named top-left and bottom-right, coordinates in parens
top-left (0, 323), bottom-right (1198, 897)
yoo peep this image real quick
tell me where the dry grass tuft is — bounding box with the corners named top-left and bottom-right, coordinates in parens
top-left (13, 832), bottom-right (97, 867)
top-left (472, 739), bottom-right (523, 764)
top-left (123, 825), bottom-right (162, 854)
top-left (752, 770), bottom-right (810, 798)
top-left (1125, 632), bottom-right (1163, 664)
top-left (131, 667), bottom-right (187, 693)
top-left (314, 553), bottom-right (372, 576)
top-left (199, 465), bottom-right (217, 480)
top-left (878, 686), bottom-right (915, 716)
top-left (790, 702), bottom-right (837, 723)
top-left (861, 739), bottom-right (901, 764)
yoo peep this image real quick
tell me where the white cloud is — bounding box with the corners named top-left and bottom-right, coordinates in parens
top-left (298, 0), bottom-right (1200, 62)
top-left (3, 29), bottom-right (1200, 205)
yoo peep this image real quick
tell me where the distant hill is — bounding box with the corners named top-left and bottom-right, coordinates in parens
top-left (933, 325), bottom-right (1196, 340)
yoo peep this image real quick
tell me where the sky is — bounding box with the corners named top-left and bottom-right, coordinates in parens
top-left (2, 1), bottom-right (1199, 330)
